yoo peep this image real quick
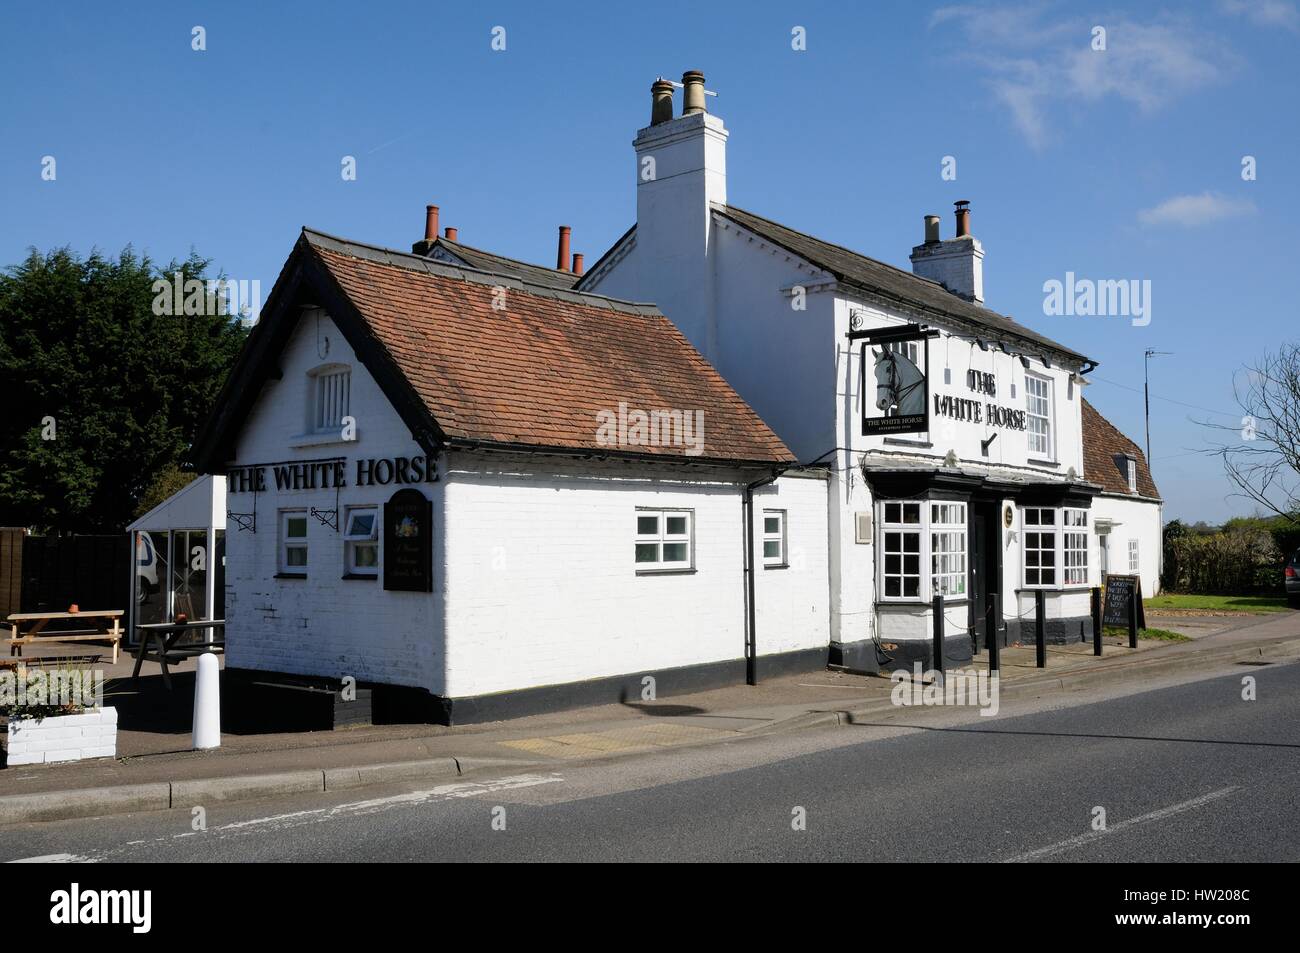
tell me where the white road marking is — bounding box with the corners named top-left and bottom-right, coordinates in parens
top-left (7, 853), bottom-right (91, 863)
top-left (6, 773), bottom-right (564, 864)
top-left (1001, 786), bottom-right (1240, 863)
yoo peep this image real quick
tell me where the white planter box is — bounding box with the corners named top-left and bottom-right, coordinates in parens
top-left (4, 706), bottom-right (117, 766)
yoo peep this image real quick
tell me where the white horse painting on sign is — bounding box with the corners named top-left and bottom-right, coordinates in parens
top-left (872, 345), bottom-right (926, 418)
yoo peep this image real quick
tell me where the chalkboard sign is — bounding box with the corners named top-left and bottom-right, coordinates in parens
top-left (1102, 574), bottom-right (1146, 628)
top-left (383, 488), bottom-right (432, 592)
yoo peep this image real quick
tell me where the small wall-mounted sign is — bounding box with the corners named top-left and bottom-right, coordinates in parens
top-left (383, 488), bottom-right (432, 592)
top-left (1003, 504), bottom-right (1014, 529)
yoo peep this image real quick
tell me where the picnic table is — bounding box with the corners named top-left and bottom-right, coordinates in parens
top-left (6, 610), bottom-right (123, 664)
top-left (133, 619), bottom-right (225, 690)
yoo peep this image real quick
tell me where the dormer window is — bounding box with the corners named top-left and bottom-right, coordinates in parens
top-left (1125, 455), bottom-right (1137, 492)
top-left (309, 364), bottom-right (351, 436)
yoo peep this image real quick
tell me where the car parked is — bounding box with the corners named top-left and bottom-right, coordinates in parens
top-left (1286, 548), bottom-right (1300, 608)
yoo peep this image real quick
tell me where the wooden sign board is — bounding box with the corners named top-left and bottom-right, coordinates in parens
top-left (1102, 574), bottom-right (1146, 628)
top-left (383, 488), bottom-right (432, 592)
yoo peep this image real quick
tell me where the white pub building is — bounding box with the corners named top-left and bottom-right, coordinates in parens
top-left (195, 70), bottom-right (1161, 724)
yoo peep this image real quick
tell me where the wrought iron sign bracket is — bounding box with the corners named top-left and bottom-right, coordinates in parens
top-left (310, 507), bottom-right (339, 532)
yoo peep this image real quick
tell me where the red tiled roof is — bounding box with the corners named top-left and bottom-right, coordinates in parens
top-left (1081, 397), bottom-right (1160, 499)
top-left (304, 230), bottom-right (794, 466)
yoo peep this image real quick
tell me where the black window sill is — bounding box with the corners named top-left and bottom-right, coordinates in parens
top-left (884, 437), bottom-right (933, 448)
top-left (342, 573), bottom-right (378, 581)
top-left (1027, 459), bottom-right (1060, 468)
top-left (635, 567), bottom-right (697, 576)
top-left (274, 572), bottom-right (307, 580)
top-left (763, 562), bottom-right (790, 570)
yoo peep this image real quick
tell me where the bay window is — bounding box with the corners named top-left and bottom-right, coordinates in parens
top-left (878, 500), bottom-right (967, 601)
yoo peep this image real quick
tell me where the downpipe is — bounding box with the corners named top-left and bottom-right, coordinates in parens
top-left (743, 468), bottom-right (785, 685)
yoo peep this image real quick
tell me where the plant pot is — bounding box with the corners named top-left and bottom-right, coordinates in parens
top-left (4, 706), bottom-right (117, 766)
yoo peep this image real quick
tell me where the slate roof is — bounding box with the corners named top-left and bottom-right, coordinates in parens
top-left (427, 236), bottom-right (581, 291)
top-left (714, 206), bottom-right (1092, 365)
top-left (1081, 398), bottom-right (1161, 499)
top-left (193, 228), bottom-right (795, 470)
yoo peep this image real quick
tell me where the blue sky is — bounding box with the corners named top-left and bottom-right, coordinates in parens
top-left (2, 1), bottom-right (1295, 523)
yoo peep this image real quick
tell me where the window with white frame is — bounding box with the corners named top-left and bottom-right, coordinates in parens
top-left (930, 502), bottom-right (968, 597)
top-left (343, 506), bottom-right (379, 576)
top-left (1026, 373), bottom-right (1053, 458)
top-left (1125, 456), bottom-right (1137, 492)
top-left (1023, 507), bottom-right (1058, 586)
top-left (880, 502), bottom-right (922, 598)
top-left (1129, 538), bottom-right (1139, 573)
top-left (311, 365), bottom-right (351, 434)
top-left (889, 340), bottom-right (920, 366)
top-left (762, 510), bottom-right (787, 567)
top-left (635, 509), bottom-right (692, 571)
top-left (1063, 508), bottom-right (1089, 585)
top-left (279, 510), bottom-right (308, 574)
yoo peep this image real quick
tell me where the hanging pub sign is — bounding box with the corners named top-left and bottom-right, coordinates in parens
top-left (383, 488), bottom-right (432, 592)
top-left (858, 324), bottom-right (932, 436)
top-left (1102, 574), bottom-right (1146, 628)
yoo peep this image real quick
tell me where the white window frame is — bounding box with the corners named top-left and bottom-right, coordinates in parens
top-left (1129, 538), bottom-right (1140, 573)
top-left (1025, 372), bottom-right (1054, 460)
top-left (879, 501), bottom-right (923, 600)
top-left (1063, 508), bottom-right (1089, 586)
top-left (1022, 506), bottom-right (1058, 587)
top-left (343, 505), bottom-right (379, 577)
top-left (1125, 455), bottom-right (1137, 492)
top-left (279, 509), bottom-right (309, 575)
top-left (308, 364), bottom-right (351, 436)
top-left (635, 508), bottom-right (693, 572)
top-left (762, 509), bottom-right (787, 568)
top-left (1023, 506), bottom-right (1091, 588)
top-left (930, 501), bottom-right (968, 597)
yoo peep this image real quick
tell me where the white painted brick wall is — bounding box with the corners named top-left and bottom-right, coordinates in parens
top-left (5, 706), bottom-right (117, 765)
top-left (441, 454), bottom-right (829, 699)
top-left (223, 310), bottom-right (444, 693)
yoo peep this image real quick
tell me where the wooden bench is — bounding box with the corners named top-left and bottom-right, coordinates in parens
top-left (6, 610), bottom-right (123, 664)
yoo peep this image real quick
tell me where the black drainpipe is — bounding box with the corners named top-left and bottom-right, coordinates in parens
top-left (743, 467), bottom-right (786, 685)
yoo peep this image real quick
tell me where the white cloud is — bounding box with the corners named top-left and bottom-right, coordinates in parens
top-left (929, 7), bottom-right (1239, 149)
top-left (1137, 192), bottom-right (1257, 227)
top-left (1219, 0), bottom-right (1300, 31)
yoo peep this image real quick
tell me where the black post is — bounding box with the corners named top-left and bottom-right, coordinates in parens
top-left (988, 592), bottom-right (1000, 673)
top-left (932, 594), bottom-right (944, 683)
top-left (1035, 588), bottom-right (1046, 668)
top-left (1091, 586), bottom-right (1103, 656)
top-left (1128, 587), bottom-right (1138, 649)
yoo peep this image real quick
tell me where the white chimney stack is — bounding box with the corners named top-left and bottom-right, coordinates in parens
top-left (909, 200), bottom-right (984, 304)
top-left (629, 70), bottom-right (728, 360)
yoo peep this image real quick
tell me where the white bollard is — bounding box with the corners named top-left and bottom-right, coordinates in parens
top-left (192, 652), bottom-right (221, 750)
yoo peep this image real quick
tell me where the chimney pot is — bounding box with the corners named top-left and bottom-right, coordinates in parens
top-left (682, 70), bottom-right (706, 115)
top-left (572, 253), bottom-right (584, 276)
top-left (557, 225), bottom-right (572, 271)
top-left (424, 205), bottom-right (440, 242)
top-left (924, 214), bottom-right (941, 244)
top-left (954, 200), bottom-right (971, 238)
top-left (444, 226), bottom-right (458, 241)
top-left (650, 78), bottom-right (675, 125)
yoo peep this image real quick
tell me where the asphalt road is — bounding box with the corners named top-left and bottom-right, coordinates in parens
top-left (4, 659), bottom-right (1299, 862)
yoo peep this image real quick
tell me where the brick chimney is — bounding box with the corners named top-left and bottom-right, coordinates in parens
top-left (909, 201), bottom-right (985, 304)
top-left (411, 204), bottom-right (440, 255)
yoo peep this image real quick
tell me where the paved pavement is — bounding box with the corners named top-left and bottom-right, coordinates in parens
top-left (3, 650), bottom-right (1296, 862)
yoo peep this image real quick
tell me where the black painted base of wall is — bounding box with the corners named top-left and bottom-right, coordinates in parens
top-left (222, 669), bottom-right (372, 732)
top-left (877, 634), bottom-right (974, 673)
top-left (226, 646), bottom-right (830, 728)
top-left (1006, 614), bottom-right (1095, 647)
top-left (829, 639), bottom-right (881, 675)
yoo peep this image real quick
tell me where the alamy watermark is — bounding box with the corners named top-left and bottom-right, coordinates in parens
top-left (0, 667), bottom-right (105, 713)
top-left (1042, 272), bottom-right (1151, 327)
top-left (596, 401), bottom-right (705, 456)
top-left (151, 272), bottom-right (261, 325)
top-left (890, 663), bottom-right (1000, 716)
